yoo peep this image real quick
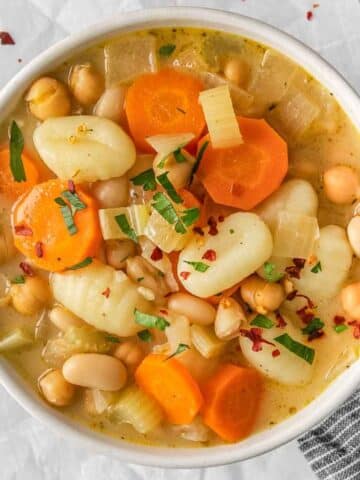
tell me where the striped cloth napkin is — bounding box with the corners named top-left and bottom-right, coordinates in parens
top-left (298, 389), bottom-right (360, 479)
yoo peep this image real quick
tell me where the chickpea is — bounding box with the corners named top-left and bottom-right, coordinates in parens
top-left (69, 63), bottom-right (104, 106)
top-left (92, 176), bottom-right (129, 208)
top-left (223, 58), bottom-right (249, 87)
top-left (323, 165), bottom-right (360, 205)
top-left (240, 274), bottom-right (285, 314)
top-left (105, 239), bottom-right (136, 270)
top-left (126, 256), bottom-right (170, 298)
top-left (215, 297), bottom-right (246, 339)
top-left (341, 282), bottom-right (360, 320)
top-left (347, 216), bottom-right (360, 257)
top-left (94, 85), bottom-right (125, 123)
top-left (62, 353), bottom-right (127, 391)
top-left (113, 340), bottom-right (145, 371)
top-left (167, 292), bottom-right (216, 326)
top-left (49, 305), bottom-right (84, 332)
top-left (26, 77), bottom-right (71, 120)
top-left (153, 149), bottom-right (195, 190)
top-left (10, 275), bottom-right (51, 316)
top-left (38, 369), bottom-right (75, 407)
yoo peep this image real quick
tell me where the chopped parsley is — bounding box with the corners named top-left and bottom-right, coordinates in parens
top-left (104, 335), bottom-right (120, 343)
top-left (61, 190), bottom-right (86, 212)
top-left (311, 261), bottom-right (322, 273)
top-left (115, 214), bottom-right (138, 243)
top-left (156, 171), bottom-right (183, 204)
top-left (250, 314), bottom-right (274, 329)
top-left (229, 228), bottom-right (235, 234)
top-left (301, 318), bottom-right (324, 335)
top-left (130, 169), bottom-right (156, 191)
top-left (263, 261), bottom-right (284, 283)
top-left (137, 329), bottom-right (153, 342)
top-left (274, 333), bottom-right (315, 364)
top-left (184, 260), bottom-right (210, 272)
top-left (68, 257), bottom-right (93, 270)
top-left (181, 207), bottom-right (200, 227)
top-left (11, 275), bottom-right (25, 284)
top-left (9, 120), bottom-right (26, 182)
top-left (334, 324), bottom-right (348, 334)
top-left (173, 148), bottom-right (187, 163)
top-left (152, 192), bottom-right (186, 234)
top-left (136, 277), bottom-right (144, 282)
top-left (54, 197), bottom-right (77, 235)
top-left (158, 43), bottom-right (176, 57)
top-left (134, 309), bottom-right (170, 331)
top-left (166, 343), bottom-right (190, 360)
top-left (190, 140), bottom-right (209, 183)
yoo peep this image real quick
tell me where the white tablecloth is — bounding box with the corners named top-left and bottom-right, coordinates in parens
top-left (0, 1), bottom-right (359, 479)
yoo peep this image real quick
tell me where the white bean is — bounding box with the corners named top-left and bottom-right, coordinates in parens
top-left (126, 256), bottom-right (170, 298)
top-left (63, 353), bottom-right (127, 391)
top-left (167, 293), bottom-right (216, 326)
top-left (215, 297), bottom-right (246, 339)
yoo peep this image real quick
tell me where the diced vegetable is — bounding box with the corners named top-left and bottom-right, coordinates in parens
top-left (0, 328), bottom-right (33, 352)
top-left (50, 261), bottom-right (153, 336)
top-left (64, 325), bottom-right (116, 353)
top-left (202, 364), bottom-right (262, 442)
top-left (33, 116), bottom-right (136, 183)
top-left (84, 389), bottom-right (116, 416)
top-left (272, 211), bottom-right (319, 259)
top-left (12, 179), bottom-right (102, 272)
top-left (171, 46), bottom-right (209, 73)
top-left (125, 69), bottom-right (205, 152)
top-left (99, 205), bottom-right (150, 240)
top-left (165, 313), bottom-right (191, 355)
top-left (0, 146), bottom-right (39, 200)
top-left (190, 324), bottom-right (226, 359)
top-left (110, 385), bottom-right (163, 434)
top-left (169, 416), bottom-right (210, 442)
top-left (199, 85), bottom-right (243, 149)
top-left (146, 133), bottom-right (195, 157)
top-left (42, 337), bottom-right (81, 367)
top-left (178, 212), bottom-right (273, 298)
top-left (104, 34), bottom-right (157, 86)
top-left (255, 179), bottom-right (318, 233)
top-left (135, 354), bottom-right (203, 424)
top-left (197, 117), bottom-right (288, 210)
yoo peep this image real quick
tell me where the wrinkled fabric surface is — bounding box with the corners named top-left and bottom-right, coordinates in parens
top-left (0, 1), bottom-right (359, 479)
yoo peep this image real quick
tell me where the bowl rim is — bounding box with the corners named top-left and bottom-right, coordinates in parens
top-left (1, 6), bottom-right (360, 469)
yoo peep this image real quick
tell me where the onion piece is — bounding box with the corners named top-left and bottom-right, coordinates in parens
top-left (99, 205), bottom-right (150, 240)
top-left (273, 211), bottom-right (319, 259)
top-left (146, 133), bottom-right (195, 157)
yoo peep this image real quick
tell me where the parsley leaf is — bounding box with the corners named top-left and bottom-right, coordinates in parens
top-left (301, 317), bottom-right (324, 335)
top-left (334, 324), bottom-right (348, 334)
top-left (61, 190), bottom-right (86, 212)
top-left (152, 192), bottom-right (186, 233)
top-left (11, 275), bottom-right (25, 284)
top-left (131, 169), bottom-right (156, 191)
top-left (54, 197), bottom-right (77, 235)
top-left (156, 171), bottom-right (183, 204)
top-left (115, 214), bottom-right (138, 243)
top-left (190, 140), bottom-right (209, 183)
top-left (68, 257), bottom-right (93, 270)
top-left (9, 120), bottom-right (26, 182)
top-left (184, 260), bottom-right (210, 272)
top-left (173, 148), bottom-right (187, 163)
top-left (166, 343), bottom-right (190, 360)
top-left (263, 261), bottom-right (284, 282)
top-left (181, 207), bottom-right (200, 227)
top-left (311, 261), bottom-right (322, 273)
top-left (250, 314), bottom-right (274, 329)
top-left (134, 309), bottom-right (170, 331)
top-left (274, 333), bottom-right (315, 364)
top-left (158, 43), bottom-right (176, 57)
top-left (137, 329), bottom-right (153, 342)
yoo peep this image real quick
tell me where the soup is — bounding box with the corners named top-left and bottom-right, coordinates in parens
top-left (0, 26), bottom-right (359, 447)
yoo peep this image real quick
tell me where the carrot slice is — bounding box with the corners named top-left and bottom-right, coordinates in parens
top-left (201, 364), bottom-right (262, 442)
top-left (0, 147), bottom-right (39, 200)
top-left (12, 179), bottom-right (102, 272)
top-left (197, 117), bottom-right (288, 210)
top-left (135, 354), bottom-right (204, 424)
top-left (125, 69), bottom-right (206, 152)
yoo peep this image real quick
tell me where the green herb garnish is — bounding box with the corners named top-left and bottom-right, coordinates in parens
top-left (9, 120), bottom-right (26, 182)
top-left (229, 229), bottom-right (235, 234)
top-left (115, 214), bottom-right (138, 243)
top-left (173, 148), bottom-right (187, 163)
top-left (334, 324), bottom-right (348, 334)
top-left (158, 43), bottom-right (176, 57)
top-left (134, 309), bottom-right (170, 331)
top-left (190, 140), bottom-right (209, 183)
top-left (301, 318), bottom-right (324, 335)
top-left (184, 260), bottom-right (210, 272)
top-left (68, 257), bottom-right (93, 270)
top-left (137, 329), bottom-right (153, 342)
top-left (274, 333), bottom-right (315, 364)
top-left (156, 171), bottom-right (183, 204)
top-left (263, 261), bottom-right (284, 283)
top-left (311, 261), bottom-right (322, 273)
top-left (130, 169), bottom-right (156, 191)
top-left (54, 197), bottom-right (77, 235)
top-left (250, 314), bottom-right (274, 329)
top-left (136, 277), bottom-right (144, 282)
top-left (11, 275), bottom-right (25, 284)
top-left (181, 207), bottom-right (200, 227)
top-left (62, 190), bottom-right (86, 212)
top-left (105, 335), bottom-right (120, 343)
top-left (166, 343), bottom-right (190, 360)
top-left (151, 192), bottom-right (186, 234)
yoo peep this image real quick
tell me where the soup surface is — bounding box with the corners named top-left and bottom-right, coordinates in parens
top-left (0, 27), bottom-right (360, 448)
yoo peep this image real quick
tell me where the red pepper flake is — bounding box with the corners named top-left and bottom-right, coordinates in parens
top-left (348, 320), bottom-right (360, 339)
top-left (150, 246), bottom-right (163, 261)
top-left (193, 226), bottom-right (204, 236)
top-left (180, 271), bottom-right (190, 280)
top-left (159, 309), bottom-right (168, 315)
top-left (0, 32), bottom-right (15, 45)
top-left (272, 349), bottom-right (281, 358)
top-left (285, 258), bottom-right (306, 279)
top-left (101, 287), bottom-right (110, 298)
top-left (207, 216), bottom-right (218, 236)
top-left (68, 179), bottom-right (76, 194)
top-left (276, 311), bottom-right (287, 328)
top-left (19, 261), bottom-right (34, 277)
top-left (308, 330), bottom-right (324, 341)
top-left (334, 315), bottom-right (346, 325)
top-left (35, 241), bottom-right (43, 258)
top-left (306, 10), bottom-right (314, 21)
top-left (14, 225), bottom-right (33, 236)
top-left (202, 249), bottom-right (217, 262)
top-left (218, 215), bottom-right (225, 223)
top-left (287, 289), bottom-right (315, 309)
top-left (296, 305), bottom-right (315, 324)
top-left (240, 328), bottom-right (275, 352)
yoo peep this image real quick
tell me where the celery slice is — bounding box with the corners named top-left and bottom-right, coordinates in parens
top-left (0, 328), bottom-right (33, 352)
top-left (99, 205), bottom-right (150, 240)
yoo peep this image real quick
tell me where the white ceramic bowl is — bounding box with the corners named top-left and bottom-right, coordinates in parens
top-left (0, 6), bottom-right (359, 469)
